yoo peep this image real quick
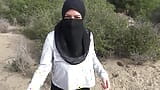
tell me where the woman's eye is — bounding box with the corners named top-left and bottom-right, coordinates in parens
top-left (64, 15), bottom-right (81, 19)
top-left (64, 16), bottom-right (71, 19)
top-left (74, 16), bottom-right (81, 19)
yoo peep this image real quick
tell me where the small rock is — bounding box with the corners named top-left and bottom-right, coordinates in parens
top-left (117, 61), bottom-right (124, 67)
top-left (112, 73), bottom-right (119, 78)
top-left (150, 65), bottom-right (156, 68)
top-left (132, 71), bottom-right (137, 77)
top-left (125, 65), bottom-right (130, 68)
top-left (148, 82), bottom-right (152, 86)
top-left (136, 62), bottom-right (143, 65)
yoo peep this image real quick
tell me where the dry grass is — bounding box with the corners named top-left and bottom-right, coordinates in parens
top-left (0, 18), bottom-right (9, 33)
top-left (0, 18), bottom-right (24, 33)
top-left (8, 35), bottom-right (39, 77)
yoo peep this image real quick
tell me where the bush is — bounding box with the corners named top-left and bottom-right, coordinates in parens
top-left (2, 0), bottom-right (160, 60)
top-left (107, 0), bottom-right (160, 19)
top-left (85, 0), bottom-right (129, 56)
top-left (2, 0), bottom-right (28, 25)
top-left (3, 0), bottom-right (63, 25)
top-left (21, 0), bottom-right (63, 42)
top-left (85, 0), bottom-right (160, 59)
top-left (117, 22), bottom-right (160, 58)
top-left (0, 0), bottom-right (9, 17)
top-left (150, 7), bottom-right (160, 24)
top-left (23, 9), bottom-right (54, 41)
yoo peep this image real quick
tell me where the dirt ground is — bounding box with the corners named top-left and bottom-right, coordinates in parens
top-left (0, 33), bottom-right (160, 90)
top-left (0, 33), bottom-right (30, 90)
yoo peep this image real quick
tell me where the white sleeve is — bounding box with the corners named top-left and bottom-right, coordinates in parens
top-left (90, 33), bottom-right (109, 80)
top-left (27, 33), bottom-right (53, 90)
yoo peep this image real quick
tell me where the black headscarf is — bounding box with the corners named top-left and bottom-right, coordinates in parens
top-left (62, 0), bottom-right (86, 19)
top-left (54, 0), bottom-right (90, 65)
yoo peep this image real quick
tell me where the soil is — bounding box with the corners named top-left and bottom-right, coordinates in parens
top-left (0, 33), bottom-right (30, 90)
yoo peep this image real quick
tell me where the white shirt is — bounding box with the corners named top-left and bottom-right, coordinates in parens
top-left (27, 31), bottom-right (109, 90)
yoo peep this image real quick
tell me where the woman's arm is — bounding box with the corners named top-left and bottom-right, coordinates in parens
top-left (27, 32), bottom-right (53, 90)
top-left (92, 49), bottom-right (110, 90)
top-left (90, 33), bottom-right (110, 90)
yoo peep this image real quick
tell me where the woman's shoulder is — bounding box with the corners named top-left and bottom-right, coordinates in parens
top-left (44, 30), bottom-right (55, 44)
top-left (48, 30), bottom-right (55, 37)
top-left (88, 31), bottom-right (93, 40)
top-left (46, 30), bottom-right (55, 39)
top-left (86, 29), bottom-right (93, 37)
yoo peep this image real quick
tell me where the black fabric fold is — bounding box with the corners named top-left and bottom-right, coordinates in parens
top-left (54, 20), bottom-right (90, 65)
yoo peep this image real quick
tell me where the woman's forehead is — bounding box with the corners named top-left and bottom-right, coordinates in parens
top-left (65, 9), bottom-right (81, 16)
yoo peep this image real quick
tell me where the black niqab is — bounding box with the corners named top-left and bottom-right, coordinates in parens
top-left (54, 0), bottom-right (90, 65)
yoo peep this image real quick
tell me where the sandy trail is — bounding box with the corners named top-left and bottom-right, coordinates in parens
top-left (0, 33), bottom-right (30, 90)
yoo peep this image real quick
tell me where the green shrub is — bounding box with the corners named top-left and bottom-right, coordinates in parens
top-left (3, 0), bottom-right (63, 25)
top-left (22, 0), bottom-right (63, 42)
top-left (1, 0), bottom-right (63, 43)
top-left (107, 0), bottom-right (160, 19)
top-left (3, 0), bottom-right (28, 25)
top-left (150, 7), bottom-right (160, 24)
top-left (117, 22), bottom-right (160, 58)
top-left (23, 9), bottom-right (55, 41)
top-left (0, 0), bottom-right (9, 17)
top-left (2, 0), bottom-right (160, 60)
top-left (85, 0), bottom-right (129, 56)
top-left (85, 0), bottom-right (160, 59)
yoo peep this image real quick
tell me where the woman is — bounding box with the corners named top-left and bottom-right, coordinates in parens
top-left (27, 0), bottom-right (110, 90)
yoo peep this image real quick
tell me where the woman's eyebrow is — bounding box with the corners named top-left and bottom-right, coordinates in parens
top-left (75, 15), bottom-right (81, 17)
top-left (65, 14), bottom-right (81, 16)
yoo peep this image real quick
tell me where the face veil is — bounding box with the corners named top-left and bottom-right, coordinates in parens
top-left (54, 0), bottom-right (90, 65)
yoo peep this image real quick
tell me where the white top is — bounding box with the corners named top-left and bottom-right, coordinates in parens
top-left (27, 31), bottom-right (109, 90)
